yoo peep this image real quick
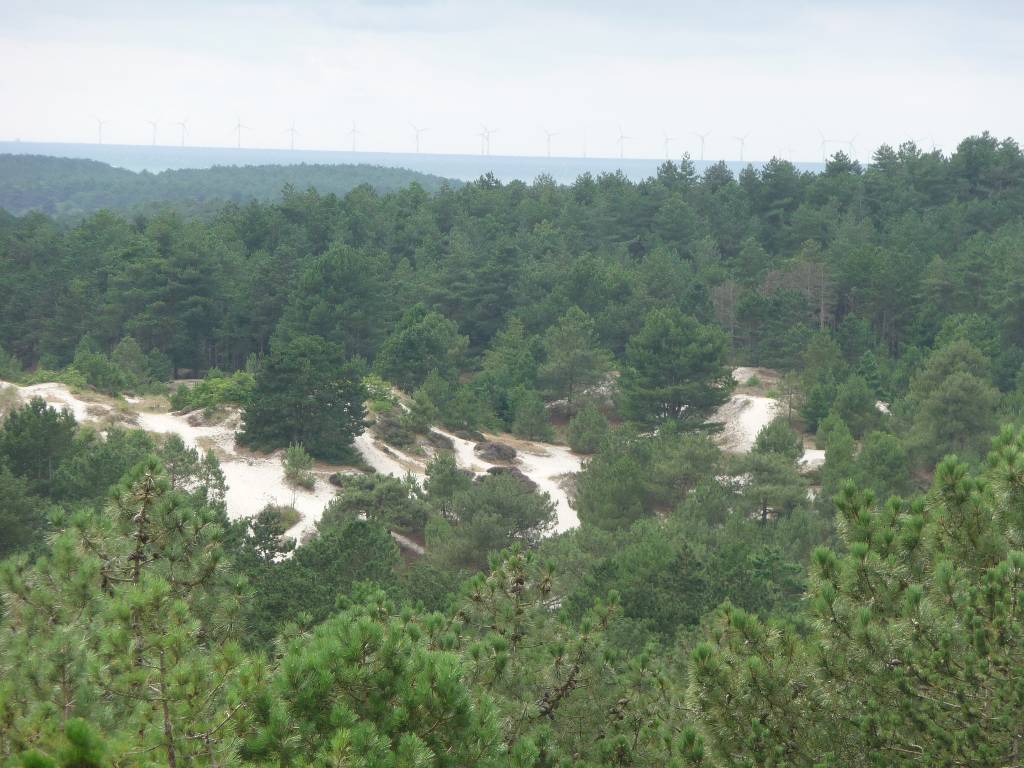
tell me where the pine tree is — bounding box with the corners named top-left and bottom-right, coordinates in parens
top-left (0, 458), bottom-right (255, 765)
top-left (685, 429), bottom-right (1024, 767)
top-left (538, 306), bottom-right (611, 414)
top-left (618, 308), bottom-right (733, 428)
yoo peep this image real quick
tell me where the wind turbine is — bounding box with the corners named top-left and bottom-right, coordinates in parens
top-left (145, 119), bottom-right (158, 146)
top-left (733, 132), bottom-right (750, 162)
top-left (542, 127), bottom-right (558, 158)
top-left (663, 131), bottom-right (677, 160)
top-left (817, 130), bottom-right (830, 163)
top-left (347, 120), bottom-right (362, 152)
top-left (692, 130), bottom-right (711, 161)
top-left (582, 127), bottom-right (588, 158)
top-left (232, 117), bottom-right (249, 149)
top-left (173, 118), bottom-right (188, 147)
top-left (410, 122), bottom-right (427, 153)
top-left (284, 121), bottom-right (299, 150)
top-left (479, 124), bottom-right (497, 155)
top-left (616, 126), bottom-right (633, 159)
top-left (844, 134), bottom-right (858, 160)
top-left (92, 116), bottom-right (110, 145)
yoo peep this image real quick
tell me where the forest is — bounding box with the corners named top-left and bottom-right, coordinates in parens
top-left (2, 132), bottom-right (1024, 766)
top-left (0, 155), bottom-right (459, 218)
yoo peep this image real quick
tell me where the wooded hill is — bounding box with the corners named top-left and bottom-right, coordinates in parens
top-left (0, 154), bottom-right (460, 217)
top-left (3, 132), bottom-right (1024, 766)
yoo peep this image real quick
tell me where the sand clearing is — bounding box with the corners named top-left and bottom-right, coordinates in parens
top-left (5, 364), bottom-right (829, 542)
top-left (3, 380), bottom-right (583, 540)
top-left (713, 394), bottom-right (782, 453)
top-left (432, 427), bottom-right (582, 532)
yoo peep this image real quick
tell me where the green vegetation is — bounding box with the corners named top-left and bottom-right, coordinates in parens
top-left (282, 443), bottom-right (315, 490)
top-left (566, 401), bottom-right (610, 453)
top-left (237, 335), bottom-right (366, 461)
top-left (3, 134), bottom-right (1024, 765)
top-left (169, 369), bottom-right (255, 412)
top-left (0, 154), bottom-right (459, 216)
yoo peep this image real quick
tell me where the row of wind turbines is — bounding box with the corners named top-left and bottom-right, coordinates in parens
top-left (90, 116), bottom-right (905, 162)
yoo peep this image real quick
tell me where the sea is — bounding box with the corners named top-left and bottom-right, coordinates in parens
top-left (0, 141), bottom-right (825, 185)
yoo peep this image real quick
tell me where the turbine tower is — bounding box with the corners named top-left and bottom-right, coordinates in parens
top-left (479, 124), bottom-right (497, 156)
top-left (92, 116), bottom-right (109, 145)
top-left (692, 131), bottom-right (711, 161)
top-left (845, 134), bottom-right (858, 160)
top-left (734, 132), bottom-right (750, 162)
top-left (284, 121), bottom-right (299, 150)
top-left (232, 117), bottom-right (249, 149)
top-left (663, 131), bottom-right (677, 160)
top-left (173, 118), bottom-right (188, 147)
top-left (817, 130), bottom-right (831, 163)
top-left (348, 120), bottom-right (361, 152)
top-left (542, 127), bottom-right (558, 158)
top-left (146, 119), bottom-right (158, 146)
top-left (410, 122), bottom-right (427, 153)
top-left (616, 126), bottom-right (633, 160)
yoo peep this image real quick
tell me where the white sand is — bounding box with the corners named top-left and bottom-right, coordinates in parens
top-left (715, 368), bottom-right (825, 471)
top-left (16, 368), bottom-right (845, 539)
top-left (713, 394), bottom-right (782, 453)
top-left (2, 380), bottom-right (583, 540)
top-left (12, 381), bottom-right (112, 423)
top-left (798, 449), bottom-right (826, 472)
top-left (431, 427), bottom-right (582, 532)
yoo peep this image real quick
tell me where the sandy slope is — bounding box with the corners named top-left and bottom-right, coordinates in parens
top-left (4, 364), bottom-right (824, 543)
top-left (713, 394), bottom-right (782, 453)
top-left (432, 428), bottom-right (582, 532)
top-left (2, 380), bottom-right (582, 540)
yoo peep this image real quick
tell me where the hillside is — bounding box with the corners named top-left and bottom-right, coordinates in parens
top-left (0, 154), bottom-right (460, 216)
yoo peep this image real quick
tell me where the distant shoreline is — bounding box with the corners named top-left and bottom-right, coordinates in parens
top-left (0, 140), bottom-right (826, 183)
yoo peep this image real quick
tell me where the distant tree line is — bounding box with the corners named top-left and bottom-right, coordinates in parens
top-left (0, 154), bottom-right (459, 217)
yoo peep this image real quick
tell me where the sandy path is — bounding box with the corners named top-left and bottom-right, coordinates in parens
top-left (12, 382), bottom-right (114, 423)
top-left (4, 380), bottom-right (583, 542)
top-left (431, 427), bottom-right (582, 532)
top-left (713, 394), bottom-right (782, 453)
top-left (10, 368), bottom-right (829, 539)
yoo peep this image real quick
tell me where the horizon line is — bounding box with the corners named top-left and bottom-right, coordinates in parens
top-left (0, 139), bottom-right (832, 166)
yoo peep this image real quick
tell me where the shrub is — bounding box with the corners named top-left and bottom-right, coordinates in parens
top-left (567, 403), bottom-right (610, 453)
top-left (510, 386), bottom-right (554, 441)
top-left (170, 369), bottom-right (255, 412)
top-left (259, 503), bottom-right (301, 531)
top-left (283, 443), bottom-right (315, 490)
top-left (363, 374), bottom-right (398, 412)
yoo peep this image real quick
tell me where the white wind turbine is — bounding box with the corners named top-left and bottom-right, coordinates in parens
top-left (845, 134), bottom-right (858, 161)
top-left (817, 130), bottom-right (832, 163)
top-left (92, 116), bottom-right (110, 145)
top-left (479, 124), bottom-right (497, 155)
top-left (542, 127), bottom-right (558, 158)
top-left (410, 122), bottom-right (428, 153)
top-left (232, 117), bottom-right (250, 149)
top-left (663, 131), bottom-right (677, 160)
top-left (348, 120), bottom-right (361, 152)
top-left (734, 132), bottom-right (750, 162)
top-left (173, 118), bottom-right (188, 147)
top-left (616, 126), bottom-right (633, 159)
top-left (284, 121), bottom-right (299, 150)
top-left (145, 119), bottom-right (158, 146)
top-left (692, 130), bottom-right (711, 161)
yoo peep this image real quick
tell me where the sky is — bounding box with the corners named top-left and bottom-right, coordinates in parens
top-left (1, 0), bottom-right (1022, 161)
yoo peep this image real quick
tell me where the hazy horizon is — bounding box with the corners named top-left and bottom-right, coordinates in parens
top-left (2, 0), bottom-right (1022, 162)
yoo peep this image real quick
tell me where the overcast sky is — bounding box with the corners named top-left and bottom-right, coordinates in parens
top-left (2, 0), bottom-right (1021, 161)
